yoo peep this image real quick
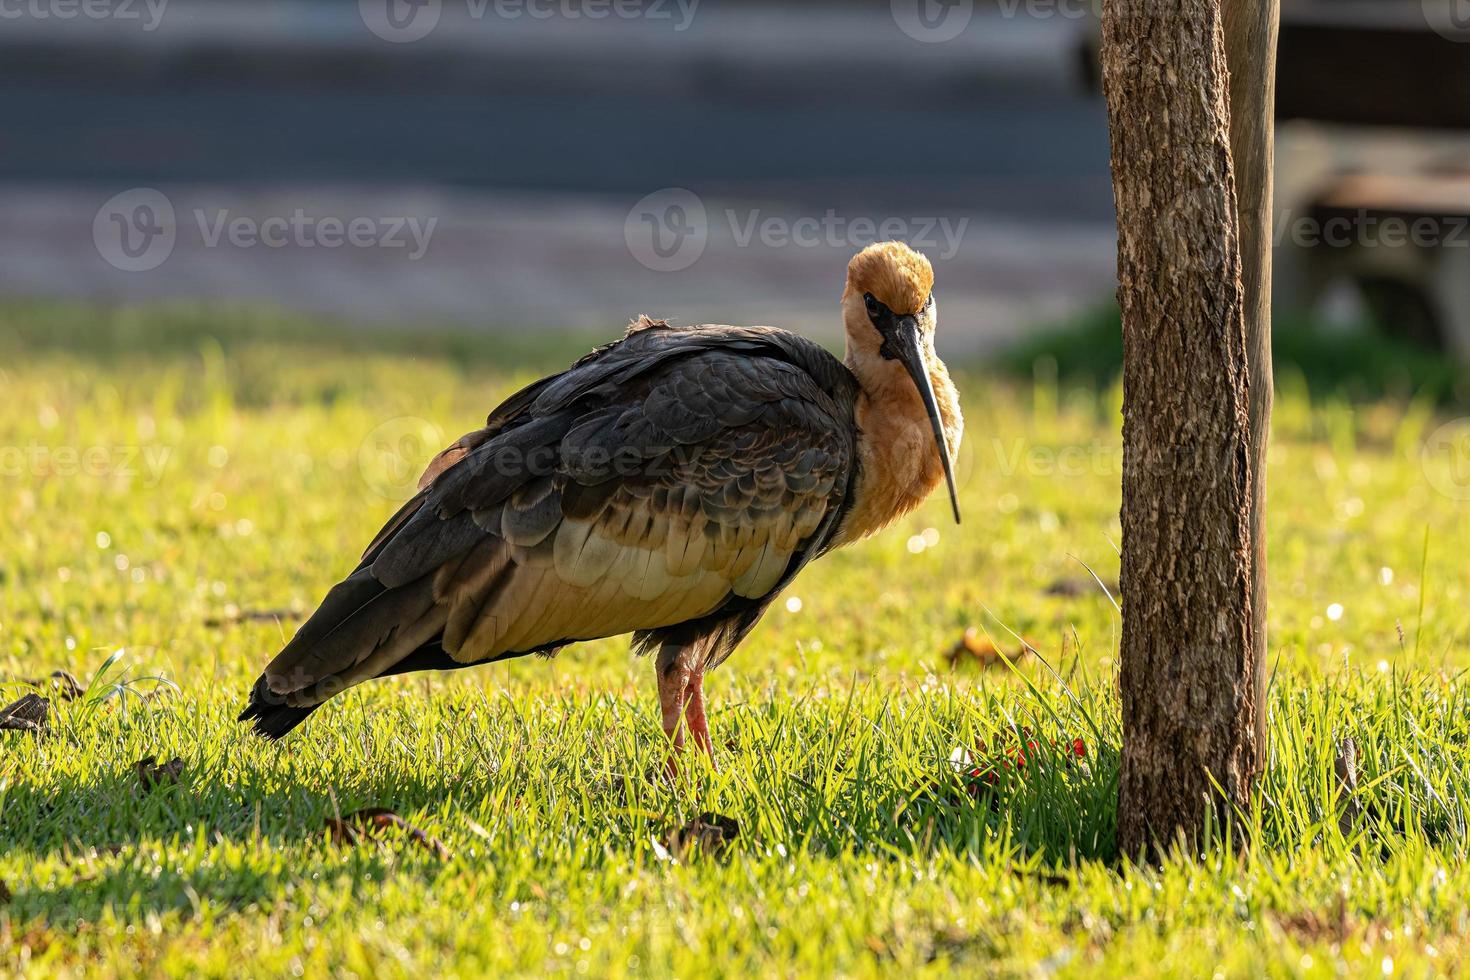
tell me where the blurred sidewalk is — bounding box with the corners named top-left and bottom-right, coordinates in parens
top-left (0, 184), bottom-right (1116, 357)
top-left (0, 1), bottom-right (1117, 354)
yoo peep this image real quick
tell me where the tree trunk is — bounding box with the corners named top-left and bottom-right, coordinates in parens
top-left (1102, 0), bottom-right (1263, 854)
top-left (1222, 0), bottom-right (1279, 775)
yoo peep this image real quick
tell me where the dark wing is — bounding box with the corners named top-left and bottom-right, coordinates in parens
top-left (241, 324), bottom-right (858, 736)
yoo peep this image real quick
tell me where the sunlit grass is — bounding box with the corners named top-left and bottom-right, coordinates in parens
top-left (1, 302), bottom-right (1468, 976)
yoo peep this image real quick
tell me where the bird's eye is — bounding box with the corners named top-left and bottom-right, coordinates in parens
top-left (863, 293), bottom-right (878, 315)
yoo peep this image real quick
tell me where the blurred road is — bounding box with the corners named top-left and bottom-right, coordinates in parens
top-left (0, 0), bottom-right (1118, 355)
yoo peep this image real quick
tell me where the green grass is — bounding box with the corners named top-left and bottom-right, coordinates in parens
top-left (1003, 303), bottom-right (1470, 407)
top-left (2, 301), bottom-right (1468, 976)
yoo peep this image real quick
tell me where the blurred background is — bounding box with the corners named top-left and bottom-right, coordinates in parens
top-left (2, 0), bottom-right (1470, 396)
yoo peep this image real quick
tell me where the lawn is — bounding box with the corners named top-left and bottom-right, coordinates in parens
top-left (2, 302), bottom-right (1468, 977)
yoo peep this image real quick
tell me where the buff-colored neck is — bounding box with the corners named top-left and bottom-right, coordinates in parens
top-left (836, 298), bottom-right (963, 546)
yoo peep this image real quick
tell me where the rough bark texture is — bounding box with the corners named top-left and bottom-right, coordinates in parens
top-left (1101, 0), bottom-right (1260, 855)
top-left (1222, 0), bottom-right (1279, 774)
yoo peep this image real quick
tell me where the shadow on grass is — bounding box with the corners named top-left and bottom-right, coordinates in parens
top-left (3, 716), bottom-right (1121, 925)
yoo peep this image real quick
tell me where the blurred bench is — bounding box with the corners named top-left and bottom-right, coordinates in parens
top-left (1300, 173), bottom-right (1470, 358)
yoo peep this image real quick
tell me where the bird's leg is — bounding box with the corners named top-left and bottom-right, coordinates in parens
top-left (655, 642), bottom-right (716, 775)
top-left (657, 652), bottom-right (690, 754)
top-left (682, 665), bottom-right (715, 762)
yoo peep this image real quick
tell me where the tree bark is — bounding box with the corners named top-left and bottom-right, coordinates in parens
top-left (1222, 0), bottom-right (1279, 775)
top-left (1102, 0), bottom-right (1262, 855)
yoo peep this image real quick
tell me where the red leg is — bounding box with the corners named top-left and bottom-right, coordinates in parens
top-left (682, 667), bottom-right (716, 766)
top-left (655, 643), bottom-right (717, 775)
top-left (658, 659), bottom-right (690, 744)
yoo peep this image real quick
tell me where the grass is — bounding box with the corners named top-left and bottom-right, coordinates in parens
top-left (1002, 303), bottom-right (1470, 407)
top-left (1, 300), bottom-right (1468, 977)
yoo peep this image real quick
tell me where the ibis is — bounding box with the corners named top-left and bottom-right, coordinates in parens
top-left (240, 241), bottom-right (963, 763)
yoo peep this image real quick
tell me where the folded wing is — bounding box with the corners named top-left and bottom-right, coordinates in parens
top-left (241, 325), bottom-right (858, 735)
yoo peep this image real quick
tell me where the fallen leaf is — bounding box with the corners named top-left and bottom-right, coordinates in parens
top-left (15, 670), bottom-right (83, 702)
top-left (134, 755), bottom-right (185, 792)
top-left (0, 693), bottom-right (49, 734)
top-left (660, 812), bottom-right (740, 860)
top-left (944, 628), bottom-right (1031, 670)
top-left (325, 808), bottom-right (452, 861)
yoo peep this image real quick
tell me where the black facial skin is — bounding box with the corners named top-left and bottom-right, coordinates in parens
top-left (864, 292), bottom-right (931, 361)
top-left (862, 291), bottom-right (961, 524)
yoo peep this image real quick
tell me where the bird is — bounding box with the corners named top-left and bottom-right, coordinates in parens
top-left (240, 240), bottom-right (963, 764)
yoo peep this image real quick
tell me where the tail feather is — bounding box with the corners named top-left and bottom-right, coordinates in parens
top-left (239, 571), bottom-right (443, 739)
top-left (238, 676), bottom-right (324, 740)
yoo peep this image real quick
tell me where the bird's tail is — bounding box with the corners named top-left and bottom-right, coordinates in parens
top-left (238, 676), bottom-right (323, 739)
top-left (237, 567), bottom-right (445, 740)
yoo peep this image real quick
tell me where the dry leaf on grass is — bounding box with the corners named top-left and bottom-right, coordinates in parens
top-left (944, 628), bottom-right (1032, 670)
top-left (325, 808), bottom-right (452, 861)
top-left (0, 694), bottom-right (49, 734)
top-left (134, 756), bottom-right (185, 792)
top-left (204, 607), bottom-right (303, 628)
top-left (15, 670), bottom-right (83, 701)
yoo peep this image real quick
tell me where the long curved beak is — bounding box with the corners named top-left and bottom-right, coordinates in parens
top-left (888, 316), bottom-right (961, 525)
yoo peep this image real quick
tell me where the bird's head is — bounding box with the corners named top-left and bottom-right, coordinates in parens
top-left (841, 241), bottom-right (960, 524)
